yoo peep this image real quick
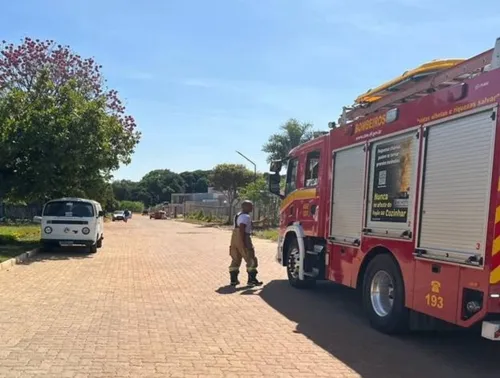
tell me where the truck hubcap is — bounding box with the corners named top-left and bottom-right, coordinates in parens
top-left (370, 270), bottom-right (395, 317)
top-left (288, 247), bottom-right (300, 279)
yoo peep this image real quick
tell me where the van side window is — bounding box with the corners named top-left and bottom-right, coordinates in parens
top-left (304, 151), bottom-right (320, 187)
top-left (285, 158), bottom-right (299, 196)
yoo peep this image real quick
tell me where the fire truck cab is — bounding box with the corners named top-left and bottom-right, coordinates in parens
top-left (268, 37), bottom-right (500, 340)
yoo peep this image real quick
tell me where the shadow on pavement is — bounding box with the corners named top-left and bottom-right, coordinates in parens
top-left (215, 285), bottom-right (261, 295)
top-left (259, 280), bottom-right (500, 378)
top-left (20, 247), bottom-right (93, 265)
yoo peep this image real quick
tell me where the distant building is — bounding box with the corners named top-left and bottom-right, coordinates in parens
top-left (171, 188), bottom-right (226, 205)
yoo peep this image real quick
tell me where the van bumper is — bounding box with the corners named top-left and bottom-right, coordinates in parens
top-left (41, 239), bottom-right (95, 247)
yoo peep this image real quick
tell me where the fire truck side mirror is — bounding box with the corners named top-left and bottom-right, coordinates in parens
top-left (268, 173), bottom-right (283, 199)
top-left (269, 160), bottom-right (282, 173)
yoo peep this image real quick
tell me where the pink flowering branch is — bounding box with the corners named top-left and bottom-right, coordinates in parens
top-left (0, 37), bottom-right (137, 133)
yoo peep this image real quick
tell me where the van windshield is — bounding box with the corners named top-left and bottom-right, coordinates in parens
top-left (43, 201), bottom-right (95, 217)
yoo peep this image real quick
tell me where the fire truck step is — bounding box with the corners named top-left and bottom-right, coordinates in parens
top-left (304, 268), bottom-right (319, 278)
top-left (306, 245), bottom-right (325, 256)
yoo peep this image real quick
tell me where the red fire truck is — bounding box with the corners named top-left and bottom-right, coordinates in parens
top-left (268, 37), bottom-right (500, 340)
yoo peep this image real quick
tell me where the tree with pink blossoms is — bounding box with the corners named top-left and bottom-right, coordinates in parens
top-left (0, 38), bottom-right (141, 204)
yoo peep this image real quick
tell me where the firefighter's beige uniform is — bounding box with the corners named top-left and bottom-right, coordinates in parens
top-left (228, 211), bottom-right (261, 286)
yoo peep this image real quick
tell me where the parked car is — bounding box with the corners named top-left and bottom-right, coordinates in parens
top-left (150, 210), bottom-right (167, 219)
top-left (112, 211), bottom-right (125, 221)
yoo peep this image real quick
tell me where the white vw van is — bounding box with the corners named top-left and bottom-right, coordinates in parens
top-left (40, 197), bottom-right (104, 253)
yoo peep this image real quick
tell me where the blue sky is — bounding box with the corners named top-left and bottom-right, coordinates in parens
top-left (3, 0), bottom-right (499, 181)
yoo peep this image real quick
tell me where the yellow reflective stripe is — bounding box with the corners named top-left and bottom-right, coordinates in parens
top-left (493, 236), bottom-right (500, 257)
top-left (229, 267), bottom-right (240, 272)
top-left (490, 265), bottom-right (500, 284)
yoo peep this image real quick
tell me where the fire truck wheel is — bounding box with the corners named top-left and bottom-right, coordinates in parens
top-left (362, 254), bottom-right (409, 334)
top-left (286, 239), bottom-right (316, 289)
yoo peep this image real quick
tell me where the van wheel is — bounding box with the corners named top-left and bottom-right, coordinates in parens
top-left (96, 237), bottom-right (103, 248)
top-left (286, 239), bottom-right (316, 289)
top-left (89, 243), bottom-right (98, 254)
top-left (362, 254), bottom-right (409, 334)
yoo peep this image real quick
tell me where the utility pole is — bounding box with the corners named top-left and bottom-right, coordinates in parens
top-left (235, 150), bottom-right (257, 182)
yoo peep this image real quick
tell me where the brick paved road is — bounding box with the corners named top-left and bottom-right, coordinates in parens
top-left (0, 217), bottom-right (499, 377)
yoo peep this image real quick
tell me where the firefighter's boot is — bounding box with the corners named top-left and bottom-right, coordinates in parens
top-left (230, 271), bottom-right (240, 286)
top-left (247, 271), bottom-right (263, 286)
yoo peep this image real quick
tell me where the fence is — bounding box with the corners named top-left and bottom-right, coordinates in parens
top-left (183, 202), bottom-right (241, 220)
top-left (183, 196), bottom-right (281, 226)
top-left (0, 203), bottom-right (42, 220)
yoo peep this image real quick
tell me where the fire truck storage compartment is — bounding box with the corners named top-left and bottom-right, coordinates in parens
top-left (365, 131), bottom-right (419, 238)
top-left (417, 107), bottom-right (497, 265)
top-left (330, 145), bottom-right (365, 244)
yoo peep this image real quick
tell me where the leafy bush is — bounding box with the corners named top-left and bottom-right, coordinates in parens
top-left (118, 200), bottom-right (144, 213)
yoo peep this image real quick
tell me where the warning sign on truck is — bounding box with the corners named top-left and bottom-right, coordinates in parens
top-left (371, 135), bottom-right (413, 223)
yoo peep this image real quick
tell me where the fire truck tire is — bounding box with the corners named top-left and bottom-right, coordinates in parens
top-left (286, 239), bottom-right (316, 289)
top-left (362, 254), bottom-right (409, 334)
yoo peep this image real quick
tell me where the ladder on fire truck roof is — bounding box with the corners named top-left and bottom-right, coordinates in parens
top-left (338, 37), bottom-right (500, 126)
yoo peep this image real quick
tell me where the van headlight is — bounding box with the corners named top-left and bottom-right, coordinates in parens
top-left (82, 227), bottom-right (90, 235)
top-left (44, 226), bottom-right (53, 234)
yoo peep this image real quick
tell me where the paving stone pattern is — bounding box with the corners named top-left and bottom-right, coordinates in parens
top-left (0, 217), bottom-right (499, 377)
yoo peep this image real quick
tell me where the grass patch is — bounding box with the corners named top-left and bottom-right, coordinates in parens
top-left (182, 218), bottom-right (225, 227)
top-left (183, 211), bottom-right (226, 225)
top-left (253, 228), bottom-right (279, 242)
top-left (0, 224), bottom-right (40, 262)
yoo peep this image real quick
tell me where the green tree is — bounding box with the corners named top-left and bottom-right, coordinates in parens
top-left (0, 72), bottom-right (139, 202)
top-left (211, 164), bottom-right (253, 222)
top-left (138, 169), bottom-right (185, 205)
top-left (180, 169), bottom-right (212, 193)
top-left (111, 180), bottom-right (139, 202)
top-left (240, 174), bottom-right (281, 226)
top-left (118, 200), bottom-right (144, 213)
top-left (193, 176), bottom-right (209, 193)
top-left (262, 118), bottom-right (321, 165)
top-left (0, 38), bottom-right (140, 202)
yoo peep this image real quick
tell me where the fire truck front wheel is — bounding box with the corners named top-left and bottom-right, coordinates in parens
top-left (362, 254), bottom-right (409, 334)
top-left (286, 239), bottom-right (316, 289)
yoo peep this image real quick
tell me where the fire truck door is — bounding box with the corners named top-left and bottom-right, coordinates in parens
top-left (328, 145), bottom-right (366, 285)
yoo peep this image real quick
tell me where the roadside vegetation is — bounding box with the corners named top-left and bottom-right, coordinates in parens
top-left (117, 200), bottom-right (144, 213)
top-left (183, 211), bottom-right (226, 226)
top-left (0, 224), bottom-right (40, 262)
top-left (253, 228), bottom-right (279, 242)
top-left (182, 211), bottom-right (279, 241)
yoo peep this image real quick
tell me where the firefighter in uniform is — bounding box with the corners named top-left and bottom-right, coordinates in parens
top-left (229, 200), bottom-right (263, 287)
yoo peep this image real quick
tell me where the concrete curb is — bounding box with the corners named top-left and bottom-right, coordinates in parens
top-left (0, 248), bottom-right (39, 271)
